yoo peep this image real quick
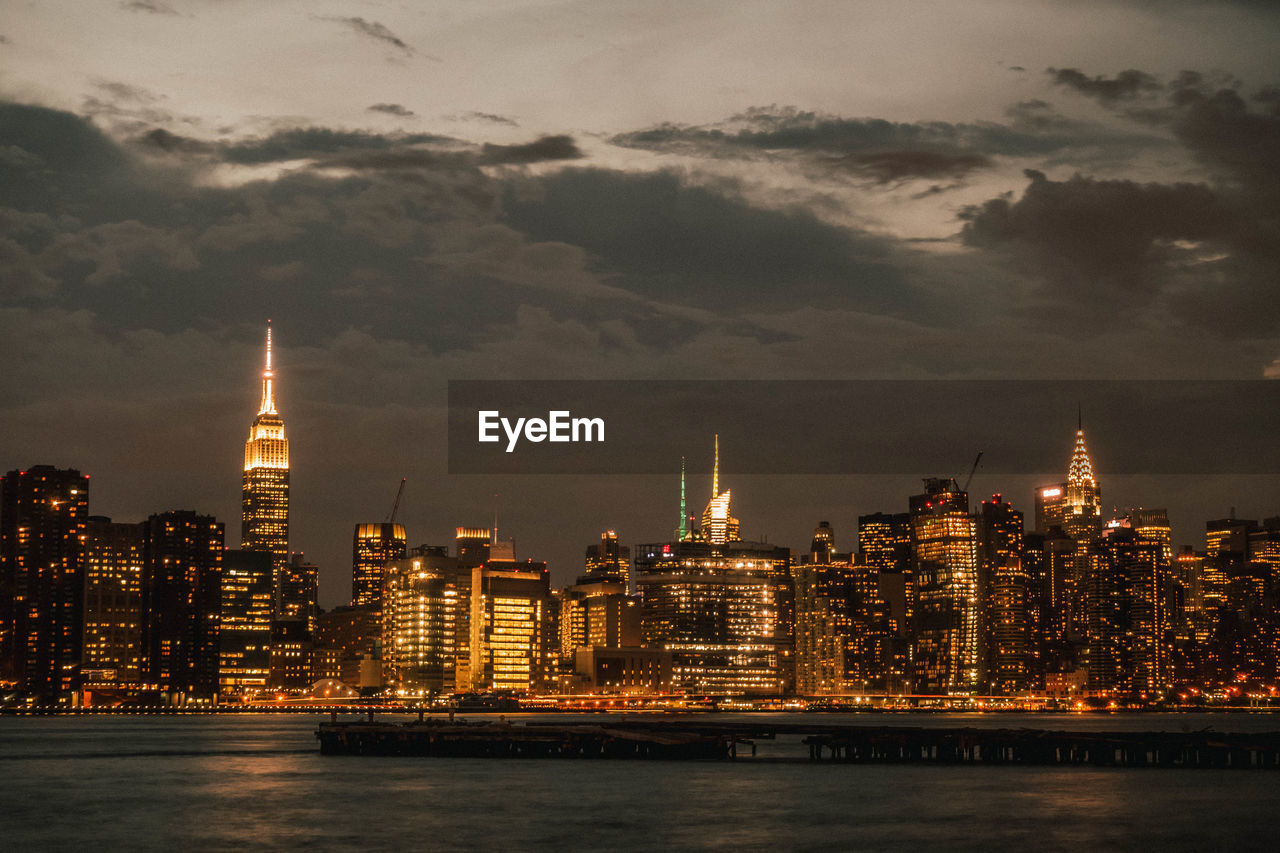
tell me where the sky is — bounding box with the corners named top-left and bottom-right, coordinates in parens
top-left (2, 0), bottom-right (1278, 606)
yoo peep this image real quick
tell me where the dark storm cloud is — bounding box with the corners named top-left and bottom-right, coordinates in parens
top-left (500, 168), bottom-right (928, 317)
top-left (611, 105), bottom-right (1157, 182)
top-left (320, 16), bottom-right (415, 54)
top-left (368, 103), bottom-right (415, 118)
top-left (479, 135), bottom-right (583, 165)
top-left (221, 127), bottom-right (457, 164)
top-left (959, 169), bottom-right (1276, 334)
top-left (1048, 68), bottom-right (1162, 102)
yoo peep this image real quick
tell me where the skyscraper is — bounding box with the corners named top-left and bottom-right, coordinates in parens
top-left (143, 510), bottom-right (224, 701)
top-left (352, 523), bottom-right (408, 607)
top-left (583, 529), bottom-right (631, 588)
top-left (81, 516), bottom-right (145, 692)
top-left (242, 323), bottom-right (289, 613)
top-left (1, 466), bottom-right (90, 702)
top-left (698, 435), bottom-right (740, 545)
top-left (910, 477), bottom-right (979, 695)
top-left (218, 548), bottom-right (273, 697)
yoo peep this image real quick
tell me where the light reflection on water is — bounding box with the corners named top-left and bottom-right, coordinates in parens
top-left (1, 713), bottom-right (1277, 851)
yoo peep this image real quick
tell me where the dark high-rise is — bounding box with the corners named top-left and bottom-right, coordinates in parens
top-left (242, 323), bottom-right (289, 614)
top-left (977, 494), bottom-right (1027, 694)
top-left (143, 511), bottom-right (224, 701)
top-left (1, 466), bottom-right (90, 702)
top-left (218, 548), bottom-right (273, 696)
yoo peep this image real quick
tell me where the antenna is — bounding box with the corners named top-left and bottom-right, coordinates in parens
top-left (387, 478), bottom-right (407, 524)
top-left (492, 492), bottom-right (499, 545)
top-left (712, 433), bottom-right (720, 498)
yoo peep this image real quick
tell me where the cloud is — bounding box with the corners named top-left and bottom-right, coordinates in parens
top-left (120, 0), bottom-right (178, 14)
top-left (1048, 68), bottom-right (1162, 103)
top-left (368, 103), bottom-right (415, 118)
top-left (611, 105), bottom-right (1158, 183)
top-left (321, 16), bottom-right (416, 55)
top-left (479, 135), bottom-right (583, 165)
top-left (450, 111), bottom-right (519, 127)
top-left (1266, 357), bottom-right (1280, 379)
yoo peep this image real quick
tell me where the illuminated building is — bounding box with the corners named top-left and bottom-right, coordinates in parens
top-left (143, 511), bottom-right (223, 701)
top-left (80, 517), bottom-right (144, 694)
top-left (558, 576), bottom-right (640, 661)
top-left (909, 478), bottom-right (979, 695)
top-left (455, 527), bottom-right (492, 568)
top-left (1034, 483), bottom-right (1067, 535)
top-left (1064, 420), bottom-right (1102, 546)
top-left (1131, 508), bottom-right (1174, 562)
top-left (242, 323), bottom-right (289, 615)
top-left (1205, 517), bottom-right (1256, 559)
top-left (583, 529), bottom-right (632, 589)
top-left (0, 466), bottom-right (90, 702)
top-left (794, 522), bottom-right (893, 694)
top-left (218, 549), bottom-right (273, 696)
top-left (352, 523), bottom-right (407, 607)
top-left (697, 435), bottom-right (740, 545)
top-left (636, 539), bottom-right (789, 695)
top-left (278, 552), bottom-right (318, 630)
top-left (468, 557), bottom-right (554, 692)
top-left (1101, 523), bottom-right (1172, 698)
top-left (857, 511), bottom-right (911, 620)
top-left (977, 495), bottom-right (1027, 694)
top-left (381, 553), bottom-right (456, 695)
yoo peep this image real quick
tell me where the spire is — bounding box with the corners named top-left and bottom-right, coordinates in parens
top-left (1068, 424), bottom-right (1095, 489)
top-left (711, 433), bottom-right (720, 499)
top-left (258, 320), bottom-right (277, 416)
top-left (678, 457), bottom-right (689, 541)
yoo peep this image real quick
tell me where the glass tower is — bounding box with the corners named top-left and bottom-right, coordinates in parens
top-left (242, 322), bottom-right (290, 613)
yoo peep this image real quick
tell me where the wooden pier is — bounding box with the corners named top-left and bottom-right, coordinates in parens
top-left (316, 716), bottom-right (1280, 768)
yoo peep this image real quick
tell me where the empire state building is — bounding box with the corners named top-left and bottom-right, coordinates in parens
top-left (243, 322), bottom-right (289, 601)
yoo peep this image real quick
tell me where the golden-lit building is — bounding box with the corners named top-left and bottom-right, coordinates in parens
top-left (242, 323), bottom-right (290, 616)
top-left (697, 436), bottom-right (741, 545)
top-left (80, 516), bottom-right (145, 692)
top-left (468, 558), bottom-right (554, 692)
top-left (352, 523), bottom-right (407, 607)
top-left (583, 529), bottom-right (631, 589)
top-left (910, 478), bottom-right (979, 695)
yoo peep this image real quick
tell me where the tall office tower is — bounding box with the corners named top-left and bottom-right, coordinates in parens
top-left (468, 558), bottom-right (554, 692)
top-left (1034, 484), bottom-right (1068, 535)
top-left (455, 527), bottom-right (492, 568)
top-left (242, 323), bottom-right (290, 614)
top-left (636, 539), bottom-right (790, 695)
top-left (1131, 508), bottom-right (1174, 562)
top-left (1205, 516), bottom-right (1257, 559)
top-left (698, 435), bottom-right (740, 544)
top-left (218, 549), bottom-right (273, 697)
top-left (1103, 524), bottom-right (1171, 697)
top-left (1063, 420), bottom-right (1102, 543)
top-left (0, 466), bottom-right (90, 702)
top-left (278, 552), bottom-right (318, 629)
top-left (857, 512), bottom-right (912, 609)
top-left (81, 517), bottom-right (145, 691)
top-left (352, 523), bottom-right (407, 607)
top-left (143, 511), bottom-right (224, 701)
top-left (583, 530), bottom-right (632, 589)
top-left (977, 495), bottom-right (1027, 693)
top-left (909, 478), bottom-right (979, 695)
top-left (381, 552), bottom-right (457, 695)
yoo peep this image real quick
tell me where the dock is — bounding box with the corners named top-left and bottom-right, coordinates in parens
top-left (316, 716), bottom-right (1280, 768)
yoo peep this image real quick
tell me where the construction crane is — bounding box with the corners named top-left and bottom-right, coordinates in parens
top-left (386, 478), bottom-right (407, 524)
top-left (961, 451), bottom-right (983, 493)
